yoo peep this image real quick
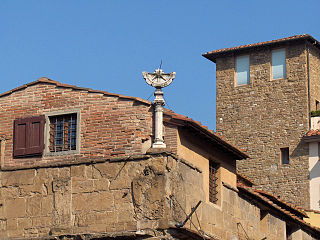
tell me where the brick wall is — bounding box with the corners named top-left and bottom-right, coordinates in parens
top-left (0, 81), bottom-right (177, 169)
top-left (215, 42), bottom-right (311, 208)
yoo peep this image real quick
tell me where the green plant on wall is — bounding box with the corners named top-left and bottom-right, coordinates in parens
top-left (311, 110), bottom-right (320, 117)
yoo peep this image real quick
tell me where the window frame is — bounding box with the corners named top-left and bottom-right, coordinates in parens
top-left (235, 54), bottom-right (250, 86)
top-left (44, 109), bottom-right (80, 156)
top-left (280, 147), bottom-right (290, 165)
top-left (209, 161), bottom-right (220, 204)
top-left (271, 48), bottom-right (287, 80)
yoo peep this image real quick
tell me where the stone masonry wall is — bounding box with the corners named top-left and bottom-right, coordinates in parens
top-left (0, 81), bottom-right (177, 169)
top-left (0, 154), bottom-right (179, 239)
top-left (309, 43), bottom-right (320, 112)
top-left (0, 152), bottom-right (296, 240)
top-left (215, 42), bottom-right (310, 208)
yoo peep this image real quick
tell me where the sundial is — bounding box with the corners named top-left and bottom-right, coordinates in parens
top-left (143, 67), bottom-right (176, 148)
top-left (143, 68), bottom-right (176, 88)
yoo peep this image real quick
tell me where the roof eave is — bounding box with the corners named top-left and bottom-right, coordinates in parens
top-left (203, 34), bottom-right (320, 63)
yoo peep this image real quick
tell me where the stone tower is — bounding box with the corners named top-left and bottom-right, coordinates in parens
top-left (203, 34), bottom-right (320, 208)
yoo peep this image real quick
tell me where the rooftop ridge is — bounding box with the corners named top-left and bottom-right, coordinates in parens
top-left (203, 34), bottom-right (319, 62)
top-left (0, 77), bottom-right (151, 105)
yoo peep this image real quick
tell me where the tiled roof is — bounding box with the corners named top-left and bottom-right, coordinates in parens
top-left (0, 78), bottom-right (248, 160)
top-left (164, 109), bottom-right (248, 159)
top-left (254, 189), bottom-right (308, 218)
top-left (203, 34), bottom-right (320, 63)
top-left (303, 209), bottom-right (320, 214)
top-left (238, 183), bottom-right (320, 236)
top-left (236, 171), bottom-right (255, 186)
top-left (305, 129), bottom-right (320, 137)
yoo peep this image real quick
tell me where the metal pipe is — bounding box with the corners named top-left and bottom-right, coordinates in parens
top-left (307, 42), bottom-right (311, 130)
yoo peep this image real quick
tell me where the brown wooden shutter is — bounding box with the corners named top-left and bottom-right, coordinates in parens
top-left (14, 115), bottom-right (45, 157)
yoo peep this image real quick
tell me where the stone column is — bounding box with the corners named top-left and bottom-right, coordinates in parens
top-left (152, 88), bottom-right (166, 148)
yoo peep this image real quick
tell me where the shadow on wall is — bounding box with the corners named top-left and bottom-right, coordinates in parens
top-left (310, 160), bottom-right (320, 180)
top-left (291, 140), bottom-right (308, 159)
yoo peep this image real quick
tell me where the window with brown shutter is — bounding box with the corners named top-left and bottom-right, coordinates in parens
top-left (13, 116), bottom-right (45, 157)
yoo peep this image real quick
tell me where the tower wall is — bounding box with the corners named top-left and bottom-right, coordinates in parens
top-left (215, 42), bottom-right (311, 208)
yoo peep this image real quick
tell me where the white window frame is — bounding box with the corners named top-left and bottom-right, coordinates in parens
top-left (235, 55), bottom-right (250, 86)
top-left (44, 109), bottom-right (81, 156)
top-left (272, 48), bottom-right (286, 80)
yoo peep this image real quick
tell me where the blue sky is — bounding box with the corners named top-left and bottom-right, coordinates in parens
top-left (0, 1), bottom-right (319, 130)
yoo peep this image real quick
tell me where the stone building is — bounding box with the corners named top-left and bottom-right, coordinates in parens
top-left (0, 78), bottom-right (320, 239)
top-left (203, 34), bottom-right (320, 210)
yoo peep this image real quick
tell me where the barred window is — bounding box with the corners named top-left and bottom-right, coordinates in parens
top-left (49, 113), bottom-right (77, 152)
top-left (209, 161), bottom-right (219, 204)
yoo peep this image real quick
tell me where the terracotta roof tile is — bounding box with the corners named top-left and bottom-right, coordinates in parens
top-left (236, 171), bottom-right (255, 186)
top-left (254, 189), bottom-right (307, 217)
top-left (305, 129), bottom-right (320, 137)
top-left (203, 34), bottom-right (320, 63)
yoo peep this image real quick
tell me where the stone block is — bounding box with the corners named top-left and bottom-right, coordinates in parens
top-left (72, 179), bottom-right (94, 193)
top-left (58, 167), bottom-right (70, 178)
top-left (87, 223), bottom-right (106, 233)
top-left (110, 176), bottom-right (131, 190)
top-left (2, 169), bottom-right (35, 186)
top-left (8, 228), bottom-right (24, 238)
top-left (93, 178), bottom-right (110, 191)
top-left (17, 218), bottom-right (32, 229)
top-left (117, 209), bottom-right (134, 223)
top-left (71, 164), bottom-right (92, 178)
top-left (93, 162), bottom-right (121, 179)
top-left (7, 218), bottom-right (17, 230)
top-left (72, 192), bottom-right (114, 212)
top-left (32, 216), bottom-right (52, 227)
top-left (52, 178), bottom-right (70, 193)
top-left (125, 221), bottom-right (137, 231)
top-left (4, 198), bottom-right (26, 218)
top-left (1, 187), bottom-right (19, 199)
top-left (0, 219), bottom-right (6, 231)
top-left (41, 195), bottom-right (53, 215)
top-left (19, 182), bottom-right (42, 197)
top-left (23, 228), bottom-right (39, 238)
top-left (95, 211), bottom-right (116, 224)
top-left (26, 196), bottom-right (41, 217)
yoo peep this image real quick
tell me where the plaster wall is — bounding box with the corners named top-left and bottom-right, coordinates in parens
top-left (176, 127), bottom-right (236, 205)
top-left (309, 142), bottom-right (320, 210)
top-left (311, 117), bottom-right (320, 129)
top-left (304, 211), bottom-right (320, 228)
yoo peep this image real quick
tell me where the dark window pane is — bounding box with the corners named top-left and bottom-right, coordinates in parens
top-left (281, 147), bottom-right (289, 164)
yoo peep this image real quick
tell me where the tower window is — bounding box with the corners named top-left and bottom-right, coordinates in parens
top-left (272, 49), bottom-right (286, 79)
top-left (316, 100), bottom-right (320, 111)
top-left (236, 55), bottom-right (250, 86)
top-left (281, 147), bottom-right (289, 164)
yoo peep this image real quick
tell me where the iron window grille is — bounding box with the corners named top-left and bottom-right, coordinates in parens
top-left (209, 161), bottom-right (219, 204)
top-left (49, 113), bottom-right (77, 152)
